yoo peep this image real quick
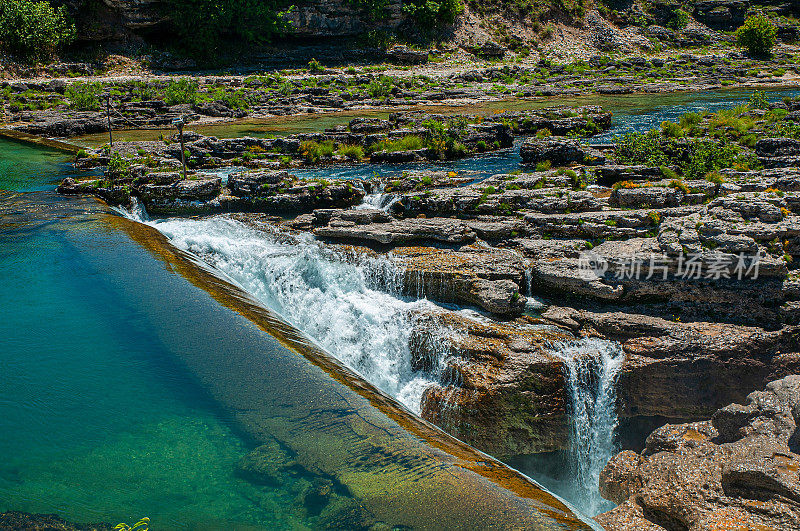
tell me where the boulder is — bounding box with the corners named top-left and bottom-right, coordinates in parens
top-left (756, 137), bottom-right (800, 158)
top-left (314, 216), bottom-right (477, 245)
top-left (610, 186), bottom-right (683, 208)
top-left (348, 117), bottom-right (392, 134)
top-left (385, 45), bottom-right (429, 65)
top-left (476, 41), bottom-right (506, 58)
top-left (597, 376), bottom-right (800, 530)
top-left (228, 170), bottom-right (291, 196)
top-left (693, 0), bottom-right (749, 29)
top-left (417, 312), bottom-right (573, 456)
top-left (391, 245), bottom-right (528, 315)
top-left (520, 138), bottom-right (606, 166)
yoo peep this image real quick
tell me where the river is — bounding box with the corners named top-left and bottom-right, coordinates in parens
top-left (3, 87), bottom-right (797, 527)
top-left (0, 137), bottom-right (594, 529)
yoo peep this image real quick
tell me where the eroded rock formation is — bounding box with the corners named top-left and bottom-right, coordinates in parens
top-left (597, 376), bottom-right (800, 530)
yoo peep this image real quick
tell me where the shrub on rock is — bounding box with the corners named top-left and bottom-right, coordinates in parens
top-left (736, 14), bottom-right (777, 57)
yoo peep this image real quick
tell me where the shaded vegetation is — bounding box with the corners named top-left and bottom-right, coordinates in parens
top-left (0, 0), bottom-right (74, 62)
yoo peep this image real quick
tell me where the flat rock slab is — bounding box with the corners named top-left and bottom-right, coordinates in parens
top-left (314, 217), bottom-right (477, 245)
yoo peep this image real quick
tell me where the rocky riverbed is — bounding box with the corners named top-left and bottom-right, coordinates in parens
top-left (2, 49), bottom-right (799, 141)
top-left (55, 93), bottom-right (800, 526)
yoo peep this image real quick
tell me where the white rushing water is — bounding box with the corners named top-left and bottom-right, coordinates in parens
top-left (137, 214), bottom-right (462, 413)
top-left (120, 205), bottom-right (624, 517)
top-left (553, 338), bottom-right (625, 516)
top-left (356, 182), bottom-right (400, 212)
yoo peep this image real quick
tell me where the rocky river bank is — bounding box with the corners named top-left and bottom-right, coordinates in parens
top-left (54, 92), bottom-right (800, 527)
top-left (2, 49), bottom-right (799, 141)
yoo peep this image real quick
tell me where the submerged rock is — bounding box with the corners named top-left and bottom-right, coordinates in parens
top-left (236, 437), bottom-right (299, 485)
top-left (0, 511), bottom-right (111, 530)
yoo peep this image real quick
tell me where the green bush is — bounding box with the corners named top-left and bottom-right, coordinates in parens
top-left (204, 87), bottom-right (251, 109)
top-left (749, 90), bottom-right (769, 110)
top-left (131, 81), bottom-right (159, 101)
top-left (614, 130), bottom-right (669, 166)
top-left (666, 8), bottom-right (689, 30)
top-left (660, 165), bottom-right (680, 180)
top-left (679, 112), bottom-right (702, 130)
top-left (704, 171), bottom-right (725, 193)
top-left (107, 153), bottom-right (132, 179)
top-left (164, 78), bottom-right (199, 105)
top-left (371, 135), bottom-right (424, 152)
top-left (736, 14), bottom-right (777, 57)
top-left (402, 0), bottom-right (463, 29)
top-left (66, 82), bottom-right (102, 110)
top-left (300, 140), bottom-right (335, 163)
top-left (220, 89), bottom-right (251, 109)
top-left (0, 0), bottom-right (74, 62)
top-left (367, 76), bottom-right (394, 98)
top-left (422, 118), bottom-right (468, 159)
top-left (684, 140), bottom-right (740, 180)
top-left (661, 120), bottom-right (684, 138)
top-left (338, 144), bottom-right (365, 160)
top-left (307, 58), bottom-right (324, 73)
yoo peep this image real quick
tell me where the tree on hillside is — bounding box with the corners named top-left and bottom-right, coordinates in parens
top-left (736, 13), bottom-right (777, 57)
top-left (0, 0), bottom-right (75, 62)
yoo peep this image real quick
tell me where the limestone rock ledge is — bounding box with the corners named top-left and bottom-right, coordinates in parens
top-left (414, 311), bottom-right (574, 457)
top-left (596, 376), bottom-right (800, 531)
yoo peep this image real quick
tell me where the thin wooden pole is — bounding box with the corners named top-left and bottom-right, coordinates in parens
top-left (106, 93), bottom-right (113, 147)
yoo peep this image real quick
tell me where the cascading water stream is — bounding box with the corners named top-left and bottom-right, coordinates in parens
top-left (117, 204), bottom-right (624, 517)
top-left (356, 183), bottom-right (400, 211)
top-left (553, 338), bottom-right (625, 516)
top-left (128, 213), bottom-right (464, 413)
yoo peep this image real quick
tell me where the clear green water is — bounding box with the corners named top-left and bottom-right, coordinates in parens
top-left (0, 138), bottom-right (88, 192)
top-left (0, 142), bottom-right (313, 529)
top-left (0, 139), bottom-right (592, 530)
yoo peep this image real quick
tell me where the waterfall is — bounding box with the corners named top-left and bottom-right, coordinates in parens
top-left (112, 197), bottom-right (150, 223)
top-left (115, 206), bottom-right (624, 516)
top-left (356, 182), bottom-right (400, 211)
top-left (131, 214), bottom-right (463, 413)
top-left (553, 338), bottom-right (625, 516)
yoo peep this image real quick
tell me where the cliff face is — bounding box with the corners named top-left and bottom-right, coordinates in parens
top-left (597, 376), bottom-right (800, 531)
top-left (57, 0), bottom-right (800, 48)
top-left (99, 0), bottom-right (167, 29)
top-left (285, 0), bottom-right (404, 37)
top-left (65, 0), bottom-right (406, 41)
